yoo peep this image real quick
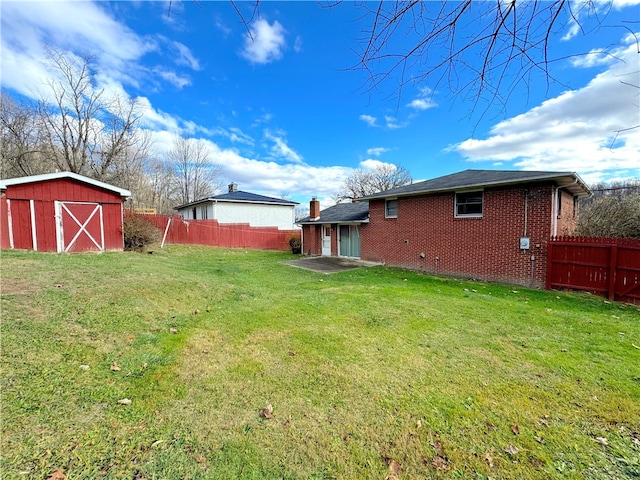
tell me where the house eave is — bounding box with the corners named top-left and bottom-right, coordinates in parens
top-left (357, 172), bottom-right (591, 201)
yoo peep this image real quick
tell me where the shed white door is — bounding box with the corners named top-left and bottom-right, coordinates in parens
top-left (55, 201), bottom-right (104, 253)
top-left (321, 224), bottom-right (331, 256)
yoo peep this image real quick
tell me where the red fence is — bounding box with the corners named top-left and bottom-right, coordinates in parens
top-left (547, 236), bottom-right (640, 304)
top-left (136, 214), bottom-right (299, 251)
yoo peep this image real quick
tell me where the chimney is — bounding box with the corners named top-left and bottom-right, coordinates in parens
top-left (310, 197), bottom-right (320, 220)
top-left (352, 194), bottom-right (358, 203)
top-left (228, 182), bottom-right (238, 193)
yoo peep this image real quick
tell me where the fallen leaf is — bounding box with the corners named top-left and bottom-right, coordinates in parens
top-left (170, 328), bottom-right (177, 334)
top-left (54, 284), bottom-right (63, 289)
top-left (118, 398), bottom-right (132, 405)
top-left (512, 423), bottom-right (520, 435)
top-left (259, 403), bottom-right (273, 419)
top-left (505, 444), bottom-right (519, 456)
top-left (484, 453), bottom-right (494, 468)
top-left (343, 434), bottom-right (351, 443)
top-left (110, 363), bottom-right (121, 372)
top-left (193, 309), bottom-right (199, 315)
top-left (151, 440), bottom-right (164, 447)
top-left (594, 437), bottom-right (608, 446)
top-left (431, 455), bottom-right (450, 471)
top-left (535, 435), bottom-right (545, 444)
top-left (79, 364), bottom-right (90, 371)
top-left (385, 458), bottom-right (402, 474)
top-left (432, 440), bottom-right (445, 456)
top-left (126, 336), bottom-right (134, 343)
top-left (195, 454), bottom-right (206, 463)
top-left (416, 419), bottom-right (422, 429)
top-left (48, 468), bottom-right (66, 480)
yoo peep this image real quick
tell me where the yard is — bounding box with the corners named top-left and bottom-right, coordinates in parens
top-left (1, 245), bottom-right (639, 479)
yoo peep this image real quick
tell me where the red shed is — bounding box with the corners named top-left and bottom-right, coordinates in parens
top-left (0, 172), bottom-right (131, 253)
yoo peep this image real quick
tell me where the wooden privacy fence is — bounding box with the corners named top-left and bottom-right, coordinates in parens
top-left (134, 214), bottom-right (300, 251)
top-left (547, 236), bottom-right (640, 304)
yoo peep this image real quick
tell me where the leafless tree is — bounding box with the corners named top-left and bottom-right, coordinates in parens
top-left (577, 190), bottom-right (640, 239)
top-left (334, 163), bottom-right (412, 202)
top-left (166, 135), bottom-right (222, 204)
top-left (0, 91), bottom-right (52, 178)
top-left (353, 1), bottom-right (640, 116)
top-left (217, 1), bottom-right (636, 118)
top-left (37, 48), bottom-right (148, 184)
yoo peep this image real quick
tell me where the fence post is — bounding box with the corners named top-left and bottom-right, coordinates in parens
top-left (608, 244), bottom-right (617, 300)
top-left (545, 241), bottom-right (553, 290)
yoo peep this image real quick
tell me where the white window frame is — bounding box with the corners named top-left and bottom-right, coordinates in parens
top-left (385, 198), bottom-right (398, 218)
top-left (455, 190), bottom-right (483, 218)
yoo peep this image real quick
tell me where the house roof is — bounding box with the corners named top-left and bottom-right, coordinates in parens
top-left (357, 169), bottom-right (591, 200)
top-left (0, 171), bottom-right (131, 197)
top-left (297, 201), bottom-right (370, 224)
top-left (174, 190), bottom-right (298, 210)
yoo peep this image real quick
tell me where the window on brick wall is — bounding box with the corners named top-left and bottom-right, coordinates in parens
top-left (455, 191), bottom-right (483, 217)
top-left (385, 199), bottom-right (398, 218)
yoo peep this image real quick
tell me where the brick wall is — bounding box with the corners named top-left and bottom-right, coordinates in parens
top-left (556, 190), bottom-right (578, 235)
top-left (302, 224), bottom-right (322, 255)
top-left (360, 184), bottom-right (560, 287)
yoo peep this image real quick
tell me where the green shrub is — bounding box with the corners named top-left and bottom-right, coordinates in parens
top-left (123, 214), bottom-right (161, 251)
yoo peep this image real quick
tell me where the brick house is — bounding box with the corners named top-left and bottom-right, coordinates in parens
top-left (298, 169), bottom-right (591, 287)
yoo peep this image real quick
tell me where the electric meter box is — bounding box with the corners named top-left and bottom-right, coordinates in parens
top-left (520, 237), bottom-right (530, 250)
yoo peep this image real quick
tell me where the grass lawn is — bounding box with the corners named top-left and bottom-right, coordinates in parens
top-left (1, 245), bottom-right (639, 479)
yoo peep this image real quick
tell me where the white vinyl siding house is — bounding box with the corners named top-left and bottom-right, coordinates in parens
top-left (175, 184), bottom-right (298, 230)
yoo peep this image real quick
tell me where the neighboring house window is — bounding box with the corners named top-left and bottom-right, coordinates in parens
top-left (200, 205), bottom-right (208, 219)
top-left (385, 199), bottom-right (398, 218)
top-left (455, 191), bottom-right (483, 217)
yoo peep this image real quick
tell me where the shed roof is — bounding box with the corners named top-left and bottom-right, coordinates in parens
top-left (297, 201), bottom-right (369, 224)
top-left (0, 172), bottom-right (132, 198)
top-left (175, 190), bottom-right (298, 210)
top-left (357, 169), bottom-right (591, 200)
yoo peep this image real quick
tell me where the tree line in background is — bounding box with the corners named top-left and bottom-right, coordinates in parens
top-left (576, 180), bottom-right (640, 239)
top-left (0, 49), bottom-right (221, 214)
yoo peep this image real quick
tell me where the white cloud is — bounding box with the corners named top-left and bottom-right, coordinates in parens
top-left (294, 36), bottom-right (303, 53)
top-left (452, 35), bottom-right (640, 183)
top-left (171, 41), bottom-right (201, 70)
top-left (154, 68), bottom-right (191, 89)
top-left (366, 147), bottom-right (390, 157)
top-left (385, 115), bottom-right (406, 129)
top-left (407, 98), bottom-right (438, 111)
top-left (264, 130), bottom-right (303, 163)
top-left (359, 114), bottom-right (377, 127)
top-left (360, 159), bottom-right (397, 170)
top-left (407, 87), bottom-right (438, 111)
top-left (240, 19), bottom-right (286, 64)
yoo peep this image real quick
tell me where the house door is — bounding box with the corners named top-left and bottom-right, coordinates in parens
top-left (321, 224), bottom-right (331, 256)
top-left (55, 201), bottom-right (104, 253)
top-left (339, 225), bottom-right (361, 258)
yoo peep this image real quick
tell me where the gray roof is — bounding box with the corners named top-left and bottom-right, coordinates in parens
top-left (175, 190), bottom-right (298, 210)
top-left (297, 201), bottom-right (369, 224)
top-left (357, 169), bottom-right (591, 200)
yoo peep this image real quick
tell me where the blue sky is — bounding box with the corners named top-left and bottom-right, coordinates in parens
top-left (2, 1), bottom-right (639, 207)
